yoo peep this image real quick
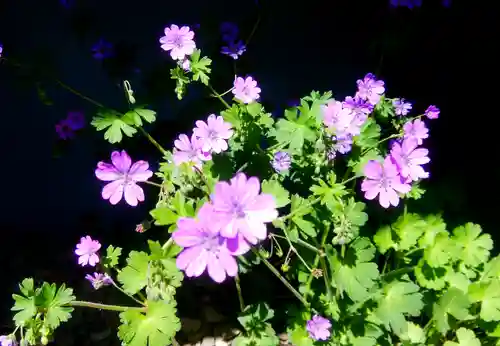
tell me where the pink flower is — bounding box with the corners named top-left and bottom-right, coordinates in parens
top-left (322, 100), bottom-right (364, 136)
top-left (390, 138), bottom-right (430, 182)
top-left (355, 73), bottom-right (385, 105)
top-left (209, 173), bottom-right (278, 244)
top-left (403, 119), bottom-right (428, 145)
top-left (75, 236), bottom-right (101, 267)
top-left (425, 105), bottom-right (440, 119)
top-left (232, 76), bottom-right (261, 104)
top-left (85, 272), bottom-right (112, 290)
top-left (159, 24), bottom-right (196, 61)
top-left (193, 114), bottom-right (233, 153)
top-left (95, 150), bottom-right (153, 206)
top-left (173, 205), bottom-right (249, 283)
top-left (306, 315), bottom-right (332, 341)
top-left (361, 156), bottom-right (411, 208)
top-left (173, 133), bottom-right (212, 168)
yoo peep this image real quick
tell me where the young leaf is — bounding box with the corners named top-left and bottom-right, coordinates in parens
top-left (190, 50), bottom-right (212, 85)
top-left (432, 288), bottom-right (471, 334)
top-left (292, 216), bottom-right (317, 238)
top-left (443, 328), bottom-right (481, 346)
top-left (354, 117), bottom-right (381, 150)
top-left (221, 104), bottom-right (242, 129)
top-left (150, 207), bottom-right (179, 226)
top-left (399, 322), bottom-right (426, 344)
top-left (42, 283), bottom-right (75, 329)
top-left (117, 251), bottom-right (150, 295)
top-left (124, 108), bottom-right (157, 126)
top-left (261, 179), bottom-right (290, 208)
top-left (91, 112), bottom-right (137, 144)
top-left (104, 245), bottom-right (122, 269)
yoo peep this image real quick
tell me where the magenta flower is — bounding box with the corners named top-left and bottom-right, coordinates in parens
top-left (221, 40), bottom-right (246, 60)
top-left (75, 236), bottom-right (101, 267)
top-left (173, 133), bottom-right (212, 168)
top-left (173, 205), bottom-right (249, 283)
top-left (159, 24), bottom-right (196, 61)
top-left (425, 105), bottom-right (440, 119)
top-left (355, 73), bottom-right (385, 105)
top-left (390, 138), bottom-right (430, 182)
top-left (392, 98), bottom-right (412, 116)
top-left (403, 119), bottom-right (428, 145)
top-left (95, 150), bottom-right (153, 206)
top-left (306, 315), bottom-right (332, 341)
top-left (272, 151), bottom-right (291, 172)
top-left (232, 76), bottom-right (261, 104)
top-left (85, 272), bottom-right (112, 290)
top-left (209, 173), bottom-right (278, 244)
top-left (361, 156), bottom-right (411, 208)
top-left (193, 114), bottom-right (234, 154)
top-left (322, 100), bottom-right (363, 136)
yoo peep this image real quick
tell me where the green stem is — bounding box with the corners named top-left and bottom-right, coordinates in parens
top-left (143, 180), bottom-right (163, 188)
top-left (162, 237), bottom-right (174, 250)
top-left (380, 266), bottom-right (414, 281)
top-left (110, 279), bottom-right (145, 305)
top-left (252, 249), bottom-right (309, 308)
top-left (138, 127), bottom-right (167, 154)
top-left (211, 87), bottom-right (234, 97)
top-left (340, 175), bottom-right (358, 186)
top-left (67, 301), bottom-right (145, 312)
top-left (319, 255), bottom-right (332, 300)
top-left (361, 133), bottom-right (401, 155)
top-left (235, 274), bottom-right (245, 311)
top-left (207, 83), bottom-right (231, 109)
top-left (281, 197), bottom-right (321, 221)
top-left (56, 80), bottom-right (106, 109)
top-left (272, 234), bottom-right (321, 254)
top-left (305, 225), bottom-right (330, 296)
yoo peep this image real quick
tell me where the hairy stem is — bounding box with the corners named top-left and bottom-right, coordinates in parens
top-left (138, 127), bottom-right (167, 154)
top-left (67, 301), bottom-right (145, 312)
top-left (207, 83), bottom-right (231, 109)
top-left (110, 280), bottom-right (145, 305)
top-left (281, 197), bottom-right (321, 221)
top-left (305, 225), bottom-right (330, 297)
top-left (143, 180), bottom-right (163, 188)
top-left (235, 274), bottom-right (245, 311)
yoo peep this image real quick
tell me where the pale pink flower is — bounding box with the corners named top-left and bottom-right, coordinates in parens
top-left (361, 156), bottom-right (411, 208)
top-left (390, 138), bottom-right (430, 182)
top-left (306, 315), bottom-right (332, 341)
top-left (159, 24), bottom-right (196, 60)
top-left (193, 114), bottom-right (233, 153)
top-left (232, 76), bottom-right (261, 104)
top-left (322, 100), bottom-right (364, 136)
top-left (95, 150), bottom-right (153, 206)
top-left (209, 173), bottom-right (278, 244)
top-left (173, 133), bottom-right (212, 168)
top-left (403, 118), bottom-right (428, 145)
top-left (75, 236), bottom-right (101, 267)
top-left (173, 205), bottom-right (249, 283)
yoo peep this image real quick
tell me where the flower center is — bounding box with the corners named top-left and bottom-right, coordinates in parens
top-left (173, 35), bottom-right (183, 48)
top-left (230, 199), bottom-right (246, 218)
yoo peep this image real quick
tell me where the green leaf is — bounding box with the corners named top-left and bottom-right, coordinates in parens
top-left (289, 195), bottom-right (312, 218)
top-left (328, 238), bottom-right (379, 302)
top-left (452, 223), bottom-right (493, 267)
top-left (354, 117), bottom-right (381, 150)
top-left (375, 213), bottom-right (427, 253)
top-left (261, 179), bottom-right (290, 208)
top-left (292, 216), bottom-right (317, 238)
top-left (246, 102), bottom-right (263, 118)
top-left (432, 288), bottom-right (471, 334)
top-left (288, 325), bottom-right (314, 346)
top-left (42, 284), bottom-right (75, 329)
top-left (118, 301), bottom-right (180, 346)
top-left (468, 280), bottom-right (500, 322)
top-left (374, 279), bottom-right (424, 334)
top-left (414, 258), bottom-right (448, 290)
top-left (91, 111), bottom-right (137, 144)
top-left (237, 302), bottom-right (274, 330)
top-left (310, 172), bottom-right (347, 211)
top-left (117, 251), bottom-right (150, 295)
top-left (104, 245), bottom-right (122, 269)
top-left (221, 104), bottom-right (242, 129)
top-left (19, 278), bottom-right (35, 297)
top-left (124, 108), bottom-right (157, 126)
top-left (344, 198), bottom-right (368, 227)
top-left (399, 322), bottom-right (426, 344)
top-left (190, 50), bottom-right (212, 85)
top-left (424, 233), bottom-right (453, 268)
top-left (348, 148), bottom-right (383, 177)
top-left (483, 255), bottom-right (500, 282)
top-left (270, 116), bottom-right (316, 154)
top-left (12, 293), bottom-right (37, 327)
top-left (418, 214), bottom-right (447, 248)
top-left (443, 328), bottom-right (481, 346)
top-left (150, 207), bottom-right (179, 226)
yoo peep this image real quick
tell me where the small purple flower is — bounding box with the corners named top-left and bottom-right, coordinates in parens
top-left (173, 133), bottom-right (212, 168)
top-left (403, 119), bottom-right (428, 145)
top-left (442, 0), bottom-right (451, 7)
top-left (332, 133), bottom-right (353, 154)
top-left (343, 95), bottom-right (374, 115)
top-left (55, 119), bottom-right (75, 140)
top-left (424, 105), bottom-right (440, 119)
top-left (361, 156), bottom-right (411, 208)
top-left (91, 39), bottom-right (114, 60)
top-left (66, 110), bottom-right (85, 130)
top-left (392, 98), bottom-right (412, 116)
top-left (272, 151), bottom-right (291, 172)
top-left (356, 73), bottom-right (385, 105)
top-left (390, 0), bottom-right (422, 8)
top-left (75, 236), bottom-right (101, 267)
top-left (160, 24), bottom-right (196, 61)
top-left (220, 22), bottom-right (239, 43)
top-left (221, 40), bottom-right (246, 60)
top-left (0, 44), bottom-right (3, 58)
top-left (390, 138), bottom-right (430, 182)
top-left (85, 272), bottom-right (112, 290)
top-left (306, 315), bottom-right (332, 341)
top-left (232, 76), bottom-right (261, 104)
top-left (193, 114), bottom-right (234, 154)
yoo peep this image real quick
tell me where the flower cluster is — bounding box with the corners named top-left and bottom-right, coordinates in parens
top-left (55, 110), bottom-right (85, 140)
top-left (74, 236), bottom-right (112, 290)
top-left (220, 22), bottom-right (246, 60)
top-left (173, 173), bottom-right (278, 283)
top-left (173, 114), bottom-right (233, 168)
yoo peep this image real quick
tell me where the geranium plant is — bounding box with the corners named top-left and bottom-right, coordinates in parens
top-left (1, 21), bottom-right (499, 346)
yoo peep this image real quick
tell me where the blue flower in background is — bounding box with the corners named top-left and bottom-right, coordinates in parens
top-left (220, 22), bottom-right (247, 60)
top-left (390, 0), bottom-right (422, 8)
top-left (91, 39), bottom-right (114, 60)
top-left (221, 40), bottom-right (246, 60)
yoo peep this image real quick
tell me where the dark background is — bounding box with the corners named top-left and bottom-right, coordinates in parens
top-left (0, 0), bottom-right (497, 342)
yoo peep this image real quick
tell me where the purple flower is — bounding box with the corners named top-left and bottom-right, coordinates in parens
top-left (306, 315), bottom-right (332, 341)
top-left (91, 39), bottom-right (113, 60)
top-left (343, 95), bottom-right (374, 116)
top-left (390, 138), bottom-right (430, 182)
top-left (355, 73), bottom-right (385, 105)
top-left (66, 110), bottom-right (85, 130)
top-left (332, 133), bottom-right (353, 154)
top-left (272, 151), bottom-right (291, 172)
top-left (392, 98), bottom-right (412, 116)
top-left (322, 100), bottom-right (363, 136)
top-left (390, 0), bottom-right (422, 8)
top-left (85, 272), bottom-right (112, 290)
top-left (220, 22), bottom-right (239, 43)
top-left (209, 173), bottom-right (278, 244)
top-left (442, 0), bottom-right (451, 7)
top-left (193, 114), bottom-right (233, 154)
top-left (403, 119), bottom-right (428, 145)
top-left (180, 59), bottom-right (191, 71)
top-left (173, 205), bottom-right (249, 283)
top-left (361, 156), bottom-right (411, 208)
top-left (55, 119), bottom-right (75, 140)
top-left (221, 40), bottom-right (246, 60)
top-left (232, 76), bottom-right (261, 104)
top-left (95, 150), bottom-right (153, 206)
top-left (0, 44), bottom-right (3, 58)
top-left (424, 105), bottom-right (440, 119)
top-left (75, 236), bottom-right (101, 267)
top-left (159, 24), bottom-right (196, 61)
top-left (173, 133), bottom-right (212, 168)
